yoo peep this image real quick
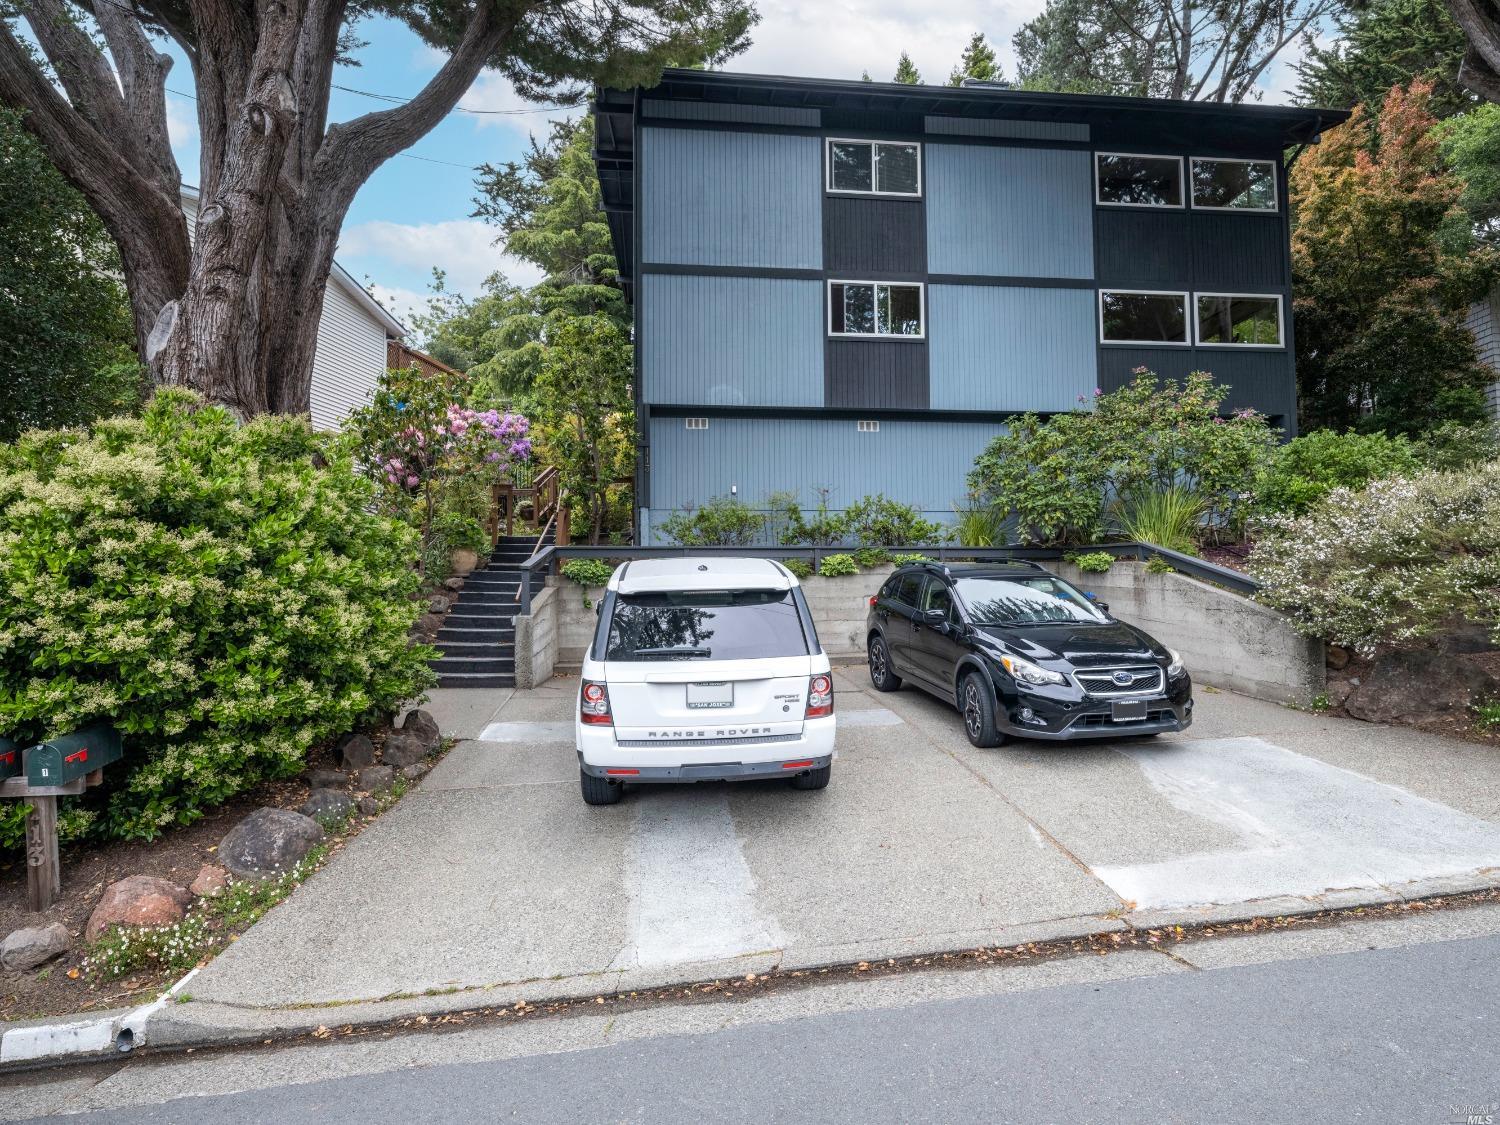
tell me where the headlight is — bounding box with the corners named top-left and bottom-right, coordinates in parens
top-left (999, 653), bottom-right (1067, 687)
top-left (1166, 649), bottom-right (1184, 678)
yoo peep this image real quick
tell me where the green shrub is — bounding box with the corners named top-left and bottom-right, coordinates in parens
top-left (1477, 701), bottom-right (1500, 730)
top-left (658, 496), bottom-right (766, 546)
top-left (773, 490), bottom-right (849, 547)
top-left (560, 558), bottom-right (615, 588)
top-left (782, 558), bottom-right (813, 579)
top-left (1248, 460), bottom-right (1500, 652)
top-left (841, 494), bottom-right (945, 547)
top-left (0, 391), bottom-right (434, 848)
top-left (953, 498), bottom-right (1005, 547)
top-left (818, 553), bottom-right (858, 577)
top-left (1415, 420), bottom-right (1500, 471)
top-left (968, 370), bottom-right (1277, 546)
top-left (852, 547), bottom-right (893, 569)
top-left (893, 553), bottom-right (933, 566)
top-left (1068, 551), bottom-right (1115, 573)
top-left (1253, 429), bottom-right (1422, 517)
top-left (1112, 486), bottom-right (1204, 555)
top-left (1145, 556), bottom-right (1175, 575)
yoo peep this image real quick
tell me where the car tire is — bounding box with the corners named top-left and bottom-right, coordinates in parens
top-left (790, 764), bottom-right (831, 790)
top-left (868, 635), bottom-right (902, 692)
top-left (960, 673), bottom-right (1004, 749)
top-left (580, 768), bottom-right (624, 806)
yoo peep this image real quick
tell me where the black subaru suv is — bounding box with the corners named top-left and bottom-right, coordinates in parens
top-left (865, 561), bottom-right (1192, 747)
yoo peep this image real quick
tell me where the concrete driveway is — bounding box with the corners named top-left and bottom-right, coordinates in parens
top-left (176, 671), bottom-right (1500, 1028)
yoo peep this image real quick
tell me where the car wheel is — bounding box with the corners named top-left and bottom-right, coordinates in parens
top-left (580, 767), bottom-right (624, 806)
top-left (790, 764), bottom-right (831, 790)
top-left (868, 635), bottom-right (902, 692)
top-left (960, 673), bottom-right (1004, 749)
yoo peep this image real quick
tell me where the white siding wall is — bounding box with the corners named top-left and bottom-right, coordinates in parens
top-left (1468, 290), bottom-right (1500, 419)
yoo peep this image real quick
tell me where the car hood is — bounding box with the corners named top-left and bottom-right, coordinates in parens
top-left (971, 620), bottom-right (1166, 666)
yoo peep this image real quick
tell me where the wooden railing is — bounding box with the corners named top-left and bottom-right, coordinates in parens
top-left (489, 465), bottom-right (565, 544)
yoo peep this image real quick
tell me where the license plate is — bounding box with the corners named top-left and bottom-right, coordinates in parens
top-left (1111, 699), bottom-right (1148, 722)
top-left (687, 682), bottom-right (733, 709)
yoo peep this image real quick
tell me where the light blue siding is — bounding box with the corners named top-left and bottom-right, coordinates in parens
top-left (928, 286), bottom-right (1098, 411)
top-left (926, 145), bottom-right (1094, 278)
top-left (643, 99), bottom-right (820, 127)
top-left (641, 128), bottom-right (822, 269)
top-left (925, 116), bottom-right (1089, 141)
top-left (641, 275), bottom-right (824, 406)
top-left (645, 417), bottom-right (1006, 542)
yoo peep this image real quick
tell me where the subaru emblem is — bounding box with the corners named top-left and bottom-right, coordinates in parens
top-left (1111, 670), bottom-right (1134, 686)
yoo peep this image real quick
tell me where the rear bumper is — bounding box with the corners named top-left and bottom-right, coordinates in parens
top-left (576, 715), bottom-right (837, 777)
top-left (579, 753), bottom-right (833, 783)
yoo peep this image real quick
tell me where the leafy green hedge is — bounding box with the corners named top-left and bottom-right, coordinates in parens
top-left (0, 392), bottom-right (435, 848)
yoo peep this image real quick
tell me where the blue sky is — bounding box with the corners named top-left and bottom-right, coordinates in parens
top-left (155, 0), bottom-right (1314, 333)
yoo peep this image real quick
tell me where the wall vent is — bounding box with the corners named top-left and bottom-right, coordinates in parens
top-left (857, 420), bottom-right (880, 433)
top-left (685, 417), bottom-right (709, 430)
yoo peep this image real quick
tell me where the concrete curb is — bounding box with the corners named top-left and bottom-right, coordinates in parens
top-left (0, 969), bottom-right (198, 1068)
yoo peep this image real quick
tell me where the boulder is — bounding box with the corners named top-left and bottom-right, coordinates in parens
top-left (1345, 650), bottom-right (1500, 725)
top-left (357, 796), bottom-right (381, 816)
top-left (1325, 645), bottom-right (1351, 671)
top-left (414, 612), bottom-right (445, 636)
top-left (306, 768), bottom-right (351, 790)
top-left (381, 730), bottom-right (427, 768)
top-left (1438, 623), bottom-right (1500, 655)
top-left (1, 923), bottom-right (70, 971)
top-left (442, 576), bottom-right (464, 592)
top-left (400, 762), bottom-right (427, 781)
top-left (357, 765), bottom-right (396, 793)
top-left (189, 864), bottom-right (230, 898)
top-left (401, 709), bottom-right (442, 753)
top-left (86, 876), bottom-right (191, 942)
top-left (336, 734), bottom-right (377, 771)
top-left (299, 788), bottom-right (355, 825)
top-left (427, 594), bottom-right (450, 614)
top-left (1325, 680), bottom-right (1355, 709)
top-left (217, 808), bottom-right (324, 880)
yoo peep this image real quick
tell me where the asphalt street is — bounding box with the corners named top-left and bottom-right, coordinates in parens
top-left (13, 913), bottom-right (1500, 1123)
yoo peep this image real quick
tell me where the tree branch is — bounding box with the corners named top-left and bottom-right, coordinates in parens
top-left (1448, 0), bottom-right (1500, 103)
top-left (86, 0), bottom-right (181, 192)
top-left (19, 0), bottom-right (132, 140)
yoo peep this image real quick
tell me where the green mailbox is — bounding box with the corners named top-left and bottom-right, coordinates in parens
top-left (25, 726), bottom-right (123, 787)
top-left (0, 737), bottom-right (19, 782)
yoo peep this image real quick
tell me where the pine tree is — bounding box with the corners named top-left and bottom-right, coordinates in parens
top-left (893, 52), bottom-right (922, 84)
top-left (948, 32), bottom-right (1003, 86)
top-left (860, 70), bottom-right (873, 82)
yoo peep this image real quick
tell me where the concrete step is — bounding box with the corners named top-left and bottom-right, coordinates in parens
top-left (437, 627), bottom-right (515, 644)
top-left (431, 655), bottom-right (516, 675)
top-left (437, 673), bottom-right (516, 689)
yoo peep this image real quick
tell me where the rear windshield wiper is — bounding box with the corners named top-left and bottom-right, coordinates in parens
top-left (630, 646), bottom-right (712, 658)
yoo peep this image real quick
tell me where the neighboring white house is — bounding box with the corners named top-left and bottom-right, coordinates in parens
top-left (1468, 289), bottom-right (1500, 419)
top-left (180, 187), bottom-right (406, 430)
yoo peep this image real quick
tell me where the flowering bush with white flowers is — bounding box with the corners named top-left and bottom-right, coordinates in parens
top-left (1248, 459), bottom-right (1500, 652)
top-left (0, 391), bottom-right (435, 849)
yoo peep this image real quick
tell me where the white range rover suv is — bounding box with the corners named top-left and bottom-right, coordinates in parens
top-left (574, 557), bottom-right (836, 805)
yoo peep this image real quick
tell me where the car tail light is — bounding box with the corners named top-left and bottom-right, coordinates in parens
top-left (868, 595), bottom-right (878, 608)
top-left (580, 679), bottom-right (612, 726)
top-left (805, 674), bottom-right (833, 719)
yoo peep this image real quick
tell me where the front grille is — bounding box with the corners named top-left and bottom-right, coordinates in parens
top-left (615, 733), bottom-right (802, 749)
top-left (1073, 666), bottom-right (1165, 696)
top-left (1074, 709), bottom-right (1172, 728)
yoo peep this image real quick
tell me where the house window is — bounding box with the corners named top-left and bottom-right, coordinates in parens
top-left (1191, 158), bottom-right (1277, 211)
top-left (829, 281), bottom-right (925, 338)
top-left (827, 140), bottom-right (922, 196)
top-left (684, 417), bottom-right (709, 430)
top-left (1099, 290), bottom-right (1189, 344)
top-left (857, 420), bottom-right (880, 432)
top-left (1095, 153), bottom-right (1184, 208)
top-left (1196, 294), bottom-right (1283, 346)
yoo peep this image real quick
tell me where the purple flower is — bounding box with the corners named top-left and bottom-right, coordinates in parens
top-left (406, 474), bottom-right (419, 487)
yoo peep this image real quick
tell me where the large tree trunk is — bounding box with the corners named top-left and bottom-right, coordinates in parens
top-left (1448, 0), bottom-right (1500, 103)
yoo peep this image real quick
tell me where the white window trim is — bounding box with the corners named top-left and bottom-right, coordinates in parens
top-left (857, 420), bottom-right (880, 432)
top-left (1194, 292), bottom-right (1285, 349)
top-left (1189, 157), bottom-right (1279, 212)
top-left (1098, 289), bottom-right (1192, 346)
top-left (827, 280), bottom-right (927, 340)
top-left (1094, 151), bottom-right (1186, 210)
top-left (684, 417), bottom-right (709, 430)
top-left (825, 138), bottom-right (923, 198)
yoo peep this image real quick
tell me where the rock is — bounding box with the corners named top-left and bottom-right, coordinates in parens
top-left (414, 612), bottom-right (445, 636)
top-left (1325, 680), bottom-right (1354, 709)
top-left (299, 788), bottom-right (355, 825)
top-left (428, 594), bottom-right (450, 614)
top-left (357, 797), bottom-right (381, 816)
top-left (306, 768), bottom-right (351, 790)
top-left (1325, 645), bottom-right (1351, 671)
top-left (400, 762), bottom-right (426, 781)
top-left (400, 709), bottom-right (442, 753)
top-left (1345, 650), bottom-right (1500, 725)
top-left (217, 808), bottom-right (325, 880)
top-left (85, 876), bottom-right (191, 942)
top-left (189, 864), bottom-right (230, 898)
top-left (1438, 623), bottom-right (1499, 655)
top-left (442, 576), bottom-right (464, 591)
top-left (357, 765), bottom-right (395, 793)
top-left (336, 734), bottom-right (377, 771)
top-left (381, 730), bottom-right (427, 768)
top-left (1, 923), bottom-right (70, 971)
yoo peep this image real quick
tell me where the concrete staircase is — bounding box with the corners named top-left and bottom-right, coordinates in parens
top-left (431, 532), bottom-right (548, 689)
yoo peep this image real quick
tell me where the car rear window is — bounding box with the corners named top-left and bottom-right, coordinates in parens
top-left (605, 590), bottom-right (811, 661)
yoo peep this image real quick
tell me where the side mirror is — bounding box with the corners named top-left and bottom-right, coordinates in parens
top-left (1097, 602), bottom-right (1110, 614)
top-left (922, 608), bottom-right (949, 633)
top-left (595, 602), bottom-right (602, 617)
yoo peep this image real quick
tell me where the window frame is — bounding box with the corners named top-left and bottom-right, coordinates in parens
top-left (827, 279), bottom-right (927, 340)
top-left (1093, 151), bottom-right (1186, 210)
top-left (1189, 157), bottom-right (1279, 212)
top-left (1097, 288), bottom-right (1191, 346)
top-left (1193, 291), bottom-right (1285, 349)
top-left (825, 138), bottom-right (923, 198)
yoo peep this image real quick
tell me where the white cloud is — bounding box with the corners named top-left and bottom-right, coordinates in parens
top-left (338, 217), bottom-right (546, 298)
top-left (363, 283), bottom-right (430, 327)
top-left (165, 93), bottom-right (198, 146)
top-left (458, 69), bottom-right (582, 135)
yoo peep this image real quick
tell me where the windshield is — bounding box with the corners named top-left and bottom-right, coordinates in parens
top-left (953, 576), bottom-right (1107, 626)
top-left (605, 589), bottom-right (811, 661)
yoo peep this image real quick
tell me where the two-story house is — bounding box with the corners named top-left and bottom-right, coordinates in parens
top-left (593, 70), bottom-right (1346, 543)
